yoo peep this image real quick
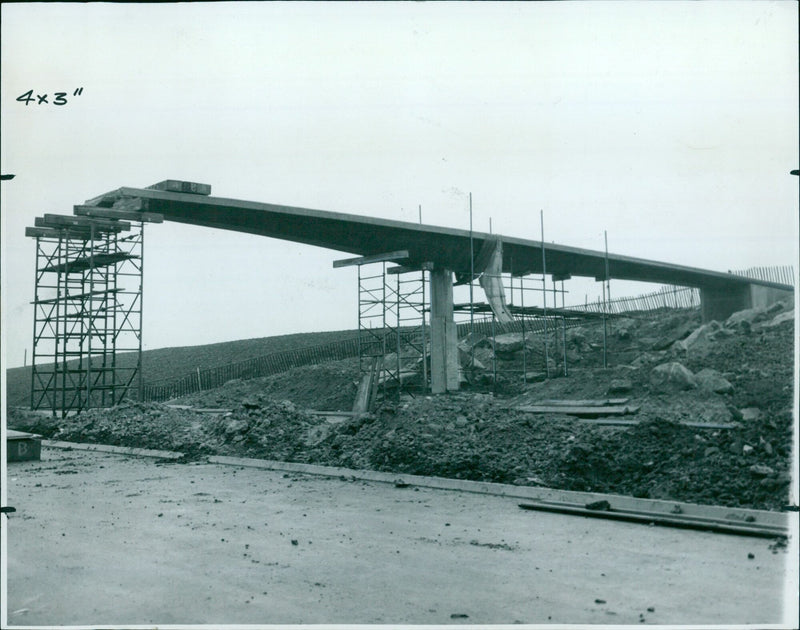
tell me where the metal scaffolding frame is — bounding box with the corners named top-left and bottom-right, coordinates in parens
top-left (357, 262), bottom-right (428, 400)
top-left (458, 267), bottom-right (571, 386)
top-left (27, 215), bottom-right (147, 416)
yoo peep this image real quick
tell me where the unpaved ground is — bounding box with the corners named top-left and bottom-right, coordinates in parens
top-left (4, 448), bottom-right (795, 626)
top-left (8, 301), bottom-right (796, 510)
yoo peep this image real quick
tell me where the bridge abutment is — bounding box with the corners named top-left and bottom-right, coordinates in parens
top-left (700, 284), bottom-right (793, 322)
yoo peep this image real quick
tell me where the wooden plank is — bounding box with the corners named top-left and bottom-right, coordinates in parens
top-left (333, 250), bottom-right (409, 269)
top-left (579, 419), bottom-right (736, 429)
top-left (43, 212), bottom-right (131, 231)
top-left (352, 358), bottom-right (377, 414)
top-left (35, 216), bottom-right (128, 234)
top-left (518, 501), bottom-right (786, 538)
top-left (74, 205), bottom-right (164, 223)
top-left (516, 404), bottom-right (639, 417)
top-left (538, 398), bottom-right (630, 407)
top-left (26, 226), bottom-right (91, 240)
top-left (578, 418), bottom-right (640, 426)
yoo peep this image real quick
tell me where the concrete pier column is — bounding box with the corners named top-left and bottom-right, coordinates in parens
top-left (430, 267), bottom-right (460, 393)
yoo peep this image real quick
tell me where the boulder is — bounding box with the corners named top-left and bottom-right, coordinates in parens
top-left (726, 306), bottom-right (768, 328)
top-left (651, 336), bottom-right (677, 351)
top-left (740, 407), bottom-right (761, 422)
top-left (758, 310), bottom-right (794, 329)
top-left (694, 368), bottom-right (734, 394)
top-left (631, 352), bottom-right (664, 368)
top-left (697, 402), bottom-right (733, 425)
top-left (492, 333), bottom-right (529, 354)
top-left (650, 362), bottom-right (696, 392)
top-left (674, 321), bottom-right (722, 353)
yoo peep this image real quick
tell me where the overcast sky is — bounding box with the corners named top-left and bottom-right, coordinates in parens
top-left (2, 1), bottom-right (798, 369)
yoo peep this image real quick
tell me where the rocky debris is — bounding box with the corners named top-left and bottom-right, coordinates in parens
top-left (650, 362), bottom-right (696, 392)
top-left (11, 294), bottom-right (792, 512)
top-left (694, 368), bottom-right (734, 394)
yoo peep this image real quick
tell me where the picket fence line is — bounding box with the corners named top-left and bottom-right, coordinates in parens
top-left (730, 265), bottom-right (795, 287)
top-left (141, 265), bottom-right (794, 401)
top-left (576, 285), bottom-right (701, 315)
top-left (141, 337), bottom-right (360, 402)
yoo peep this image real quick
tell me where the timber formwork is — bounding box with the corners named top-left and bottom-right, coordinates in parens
top-left (26, 214), bottom-right (147, 416)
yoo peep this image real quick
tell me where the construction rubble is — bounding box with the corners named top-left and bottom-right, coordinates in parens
top-left (8, 299), bottom-right (795, 511)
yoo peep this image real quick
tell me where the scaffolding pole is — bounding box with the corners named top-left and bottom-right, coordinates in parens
top-left (27, 215), bottom-right (144, 416)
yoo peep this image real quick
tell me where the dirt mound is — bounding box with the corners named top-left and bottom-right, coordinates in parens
top-left (9, 301), bottom-right (794, 511)
top-left (204, 397), bottom-right (332, 461)
top-left (174, 359), bottom-right (359, 411)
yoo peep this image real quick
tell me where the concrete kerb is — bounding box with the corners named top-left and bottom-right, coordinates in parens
top-left (41, 440), bottom-right (790, 531)
top-left (209, 456), bottom-right (790, 530)
top-left (43, 439), bottom-right (184, 460)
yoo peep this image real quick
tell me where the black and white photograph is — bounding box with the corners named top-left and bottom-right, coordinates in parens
top-left (1, 1), bottom-right (798, 627)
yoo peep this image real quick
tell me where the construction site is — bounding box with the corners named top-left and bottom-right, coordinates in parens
top-left (4, 180), bottom-right (798, 626)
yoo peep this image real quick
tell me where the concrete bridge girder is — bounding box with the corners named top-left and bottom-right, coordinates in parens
top-left (83, 181), bottom-right (793, 392)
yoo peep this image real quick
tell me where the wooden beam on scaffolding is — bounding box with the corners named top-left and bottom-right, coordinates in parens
top-left (26, 226), bottom-right (93, 240)
top-left (333, 249), bottom-right (409, 269)
top-left (386, 261), bottom-right (433, 275)
top-left (36, 214), bottom-right (131, 233)
top-left (74, 205), bottom-right (164, 224)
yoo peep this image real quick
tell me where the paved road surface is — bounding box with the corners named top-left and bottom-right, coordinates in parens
top-left (3, 448), bottom-right (794, 626)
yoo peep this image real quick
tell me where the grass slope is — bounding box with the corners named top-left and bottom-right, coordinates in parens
top-left (5, 329), bottom-right (360, 408)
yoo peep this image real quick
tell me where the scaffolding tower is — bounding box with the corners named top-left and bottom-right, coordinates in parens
top-left (357, 261), bottom-right (428, 400)
top-left (26, 209), bottom-right (158, 416)
top-left (457, 266), bottom-right (572, 385)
